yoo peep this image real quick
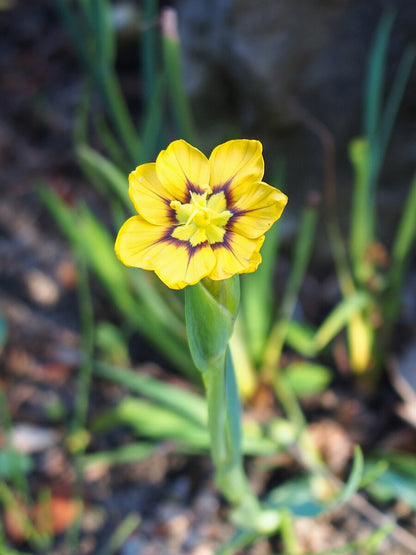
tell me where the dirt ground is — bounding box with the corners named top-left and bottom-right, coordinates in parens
top-left (1, 2), bottom-right (416, 554)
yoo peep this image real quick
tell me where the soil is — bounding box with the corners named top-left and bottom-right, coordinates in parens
top-left (1, 2), bottom-right (416, 554)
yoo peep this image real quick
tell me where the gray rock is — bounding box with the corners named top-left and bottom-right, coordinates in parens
top-left (176, 0), bottom-right (416, 236)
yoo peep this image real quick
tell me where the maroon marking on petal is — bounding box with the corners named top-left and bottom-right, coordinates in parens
top-left (165, 200), bottom-right (179, 223)
top-left (185, 179), bottom-right (207, 196)
top-left (184, 241), bottom-right (211, 273)
top-left (164, 228), bottom-right (185, 246)
top-left (225, 212), bottom-right (244, 232)
top-left (211, 232), bottom-right (232, 251)
top-left (210, 180), bottom-right (236, 210)
top-left (211, 231), bottom-right (244, 267)
top-left (211, 180), bottom-right (232, 196)
top-left (164, 227), bottom-right (210, 253)
top-left (160, 233), bottom-right (211, 275)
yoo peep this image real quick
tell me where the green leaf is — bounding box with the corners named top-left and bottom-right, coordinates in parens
top-left (95, 322), bottom-right (129, 364)
top-left (334, 445), bottom-right (364, 507)
top-left (241, 222), bottom-right (280, 363)
top-left (90, 0), bottom-right (115, 66)
top-left (285, 321), bottom-right (316, 357)
top-left (94, 362), bottom-right (206, 426)
top-left (0, 449), bottom-right (33, 478)
top-left (365, 452), bottom-right (416, 510)
top-left (104, 397), bottom-right (209, 450)
top-left (261, 201), bottom-right (318, 377)
top-left (366, 467), bottom-right (416, 510)
top-left (386, 171), bottom-right (416, 324)
top-left (97, 513), bottom-right (141, 555)
top-left (282, 362), bottom-right (332, 398)
top-left (267, 446), bottom-right (364, 518)
top-left (380, 451), bottom-right (416, 478)
top-left (77, 144), bottom-right (130, 208)
top-left (162, 12), bottom-right (197, 143)
top-left (267, 477), bottom-right (326, 517)
top-left (349, 137), bottom-right (373, 281)
top-left (364, 10), bottom-right (395, 151)
top-left (0, 312), bottom-right (7, 351)
top-left (81, 443), bottom-right (155, 470)
top-left (314, 291), bottom-right (373, 351)
top-left (216, 529), bottom-right (263, 555)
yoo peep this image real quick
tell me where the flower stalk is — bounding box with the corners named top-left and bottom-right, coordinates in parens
top-left (185, 277), bottom-right (278, 531)
top-left (114, 138), bottom-right (287, 531)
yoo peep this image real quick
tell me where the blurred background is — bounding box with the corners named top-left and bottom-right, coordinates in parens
top-left (1, 1), bottom-right (416, 554)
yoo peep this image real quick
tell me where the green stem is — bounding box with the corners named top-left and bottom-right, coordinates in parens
top-left (203, 351), bottom-right (261, 520)
top-left (185, 278), bottom-right (280, 532)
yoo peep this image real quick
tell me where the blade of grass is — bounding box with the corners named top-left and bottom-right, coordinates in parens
top-left (97, 513), bottom-right (141, 555)
top-left (141, 0), bottom-right (159, 107)
top-left (161, 8), bottom-right (197, 143)
top-left (77, 204), bottom-right (188, 343)
top-left (241, 222), bottom-right (281, 364)
top-left (39, 187), bottom-right (195, 377)
top-left (90, 0), bottom-right (115, 67)
top-left (55, 0), bottom-right (91, 72)
top-left (327, 220), bottom-right (356, 298)
top-left (279, 525), bottom-right (393, 555)
top-left (93, 363), bottom-right (275, 455)
top-left (72, 253), bottom-right (94, 432)
top-left (332, 446), bottom-right (364, 507)
top-left (378, 46), bottom-right (416, 170)
top-left (76, 144), bottom-right (131, 209)
top-left (216, 529), bottom-right (267, 555)
top-left (229, 315), bottom-right (258, 400)
top-left (97, 66), bottom-right (141, 163)
top-left (94, 114), bottom-right (131, 173)
top-left (0, 482), bottom-right (48, 551)
top-left (65, 249), bottom-right (95, 553)
top-left (385, 170), bottom-right (416, 323)
top-left (81, 443), bottom-right (155, 470)
top-left (0, 389), bottom-right (31, 498)
top-left (138, 73), bottom-right (167, 164)
top-left (364, 10), bottom-right (395, 154)
top-left (261, 201), bottom-right (318, 381)
top-left (284, 321), bottom-right (316, 357)
top-left (94, 362), bottom-right (206, 426)
top-left (108, 397), bottom-right (209, 449)
top-left (313, 291), bottom-right (373, 351)
top-left (349, 138), bottom-right (373, 284)
top-left (55, 0), bottom-right (140, 162)
top-left (280, 510), bottom-right (301, 554)
top-left (360, 10), bottom-right (395, 265)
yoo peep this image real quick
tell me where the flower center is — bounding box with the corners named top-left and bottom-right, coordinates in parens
top-left (170, 188), bottom-right (232, 246)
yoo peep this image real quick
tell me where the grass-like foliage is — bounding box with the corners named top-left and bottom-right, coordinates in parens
top-left (2, 3), bottom-right (416, 554)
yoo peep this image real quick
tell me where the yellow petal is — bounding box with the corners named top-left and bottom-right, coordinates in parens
top-left (129, 163), bottom-right (175, 225)
top-left (154, 241), bottom-right (216, 289)
top-left (229, 182), bottom-right (288, 238)
top-left (209, 232), bottom-right (265, 280)
top-left (156, 140), bottom-right (211, 202)
top-left (115, 215), bottom-right (216, 288)
top-left (114, 215), bottom-right (167, 270)
top-left (209, 140), bottom-right (264, 191)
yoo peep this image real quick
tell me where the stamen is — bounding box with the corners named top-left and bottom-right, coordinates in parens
top-left (185, 206), bottom-right (200, 226)
top-left (170, 200), bottom-right (181, 210)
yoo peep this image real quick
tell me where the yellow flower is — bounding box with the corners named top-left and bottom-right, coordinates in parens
top-left (115, 139), bottom-right (288, 289)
